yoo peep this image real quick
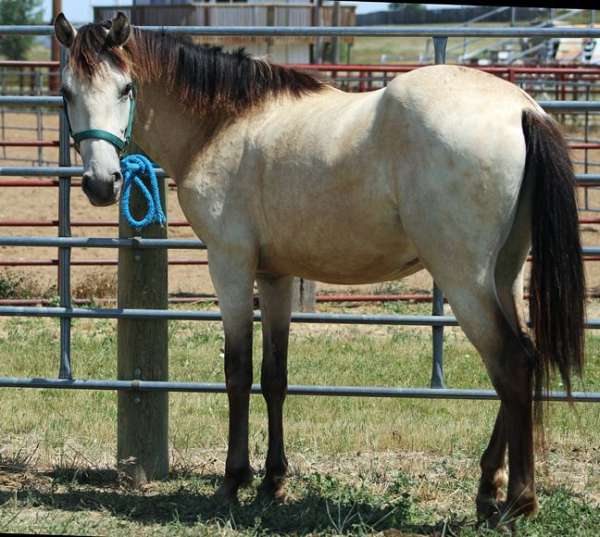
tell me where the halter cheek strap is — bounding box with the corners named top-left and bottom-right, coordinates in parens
top-left (63, 85), bottom-right (137, 155)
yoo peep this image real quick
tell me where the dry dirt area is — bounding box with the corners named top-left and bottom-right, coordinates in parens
top-left (0, 111), bottom-right (599, 301)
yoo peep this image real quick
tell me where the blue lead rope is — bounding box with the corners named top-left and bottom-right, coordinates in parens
top-left (120, 154), bottom-right (166, 230)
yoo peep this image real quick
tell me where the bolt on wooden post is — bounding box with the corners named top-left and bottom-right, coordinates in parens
top-left (117, 153), bottom-right (169, 485)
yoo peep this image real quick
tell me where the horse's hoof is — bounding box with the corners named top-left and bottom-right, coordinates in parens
top-left (215, 466), bottom-right (254, 503)
top-left (259, 476), bottom-right (287, 502)
top-left (477, 502), bottom-right (515, 534)
top-left (504, 494), bottom-right (539, 519)
top-left (476, 496), bottom-right (502, 524)
top-left (214, 482), bottom-right (239, 505)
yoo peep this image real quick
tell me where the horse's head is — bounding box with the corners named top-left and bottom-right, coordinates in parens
top-left (55, 12), bottom-right (134, 206)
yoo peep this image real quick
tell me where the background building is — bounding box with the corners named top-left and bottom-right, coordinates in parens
top-left (94, 1), bottom-right (356, 64)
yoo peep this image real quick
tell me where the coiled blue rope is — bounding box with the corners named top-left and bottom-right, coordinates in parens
top-left (120, 154), bottom-right (166, 230)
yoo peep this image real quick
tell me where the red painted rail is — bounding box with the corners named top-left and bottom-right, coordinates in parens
top-left (5, 139), bottom-right (599, 150)
top-left (0, 214), bottom-right (599, 229)
top-left (3, 290), bottom-right (600, 307)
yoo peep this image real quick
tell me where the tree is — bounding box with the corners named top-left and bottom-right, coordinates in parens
top-left (0, 0), bottom-right (44, 60)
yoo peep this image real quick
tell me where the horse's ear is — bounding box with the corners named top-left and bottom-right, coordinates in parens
top-left (108, 12), bottom-right (132, 47)
top-left (54, 12), bottom-right (76, 49)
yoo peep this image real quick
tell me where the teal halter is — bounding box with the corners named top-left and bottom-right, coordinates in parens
top-left (63, 85), bottom-right (165, 230)
top-left (63, 84), bottom-right (137, 155)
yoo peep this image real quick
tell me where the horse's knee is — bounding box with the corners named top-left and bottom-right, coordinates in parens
top-left (226, 370), bottom-right (252, 396)
top-left (261, 373), bottom-right (287, 402)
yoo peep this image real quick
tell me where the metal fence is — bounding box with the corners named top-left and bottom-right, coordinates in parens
top-left (2, 61), bottom-right (599, 168)
top-left (1, 24), bottom-right (600, 406)
top-left (0, 63), bottom-right (599, 274)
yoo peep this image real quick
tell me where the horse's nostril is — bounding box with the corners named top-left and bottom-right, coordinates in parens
top-left (82, 174), bottom-right (92, 196)
top-left (113, 171), bottom-right (123, 197)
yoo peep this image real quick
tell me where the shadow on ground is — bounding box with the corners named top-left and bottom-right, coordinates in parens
top-left (0, 464), bottom-right (474, 536)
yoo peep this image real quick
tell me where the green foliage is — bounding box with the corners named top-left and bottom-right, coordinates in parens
top-left (0, 271), bottom-right (55, 299)
top-left (0, 0), bottom-right (44, 60)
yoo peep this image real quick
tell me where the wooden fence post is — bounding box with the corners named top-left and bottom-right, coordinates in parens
top-left (117, 166), bottom-right (169, 485)
top-left (291, 278), bottom-right (317, 312)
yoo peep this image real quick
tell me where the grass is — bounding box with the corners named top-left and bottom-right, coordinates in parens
top-left (0, 306), bottom-right (598, 534)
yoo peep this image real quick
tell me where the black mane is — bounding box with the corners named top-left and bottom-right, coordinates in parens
top-left (70, 23), bottom-right (325, 114)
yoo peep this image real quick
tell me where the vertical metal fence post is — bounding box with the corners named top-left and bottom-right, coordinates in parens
top-left (58, 47), bottom-right (72, 380)
top-left (430, 36), bottom-right (448, 390)
top-left (117, 145), bottom-right (169, 485)
top-left (433, 36), bottom-right (447, 65)
top-left (430, 284), bottom-right (445, 389)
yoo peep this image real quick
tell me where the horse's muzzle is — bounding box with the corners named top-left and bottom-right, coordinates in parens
top-left (82, 171), bottom-right (122, 206)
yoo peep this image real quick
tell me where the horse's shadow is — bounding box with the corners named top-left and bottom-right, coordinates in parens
top-left (0, 466), bottom-right (472, 536)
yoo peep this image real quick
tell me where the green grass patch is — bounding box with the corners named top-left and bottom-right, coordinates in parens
top-left (0, 312), bottom-right (598, 534)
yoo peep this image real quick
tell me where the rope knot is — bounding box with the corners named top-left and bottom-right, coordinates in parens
top-left (120, 154), bottom-right (166, 230)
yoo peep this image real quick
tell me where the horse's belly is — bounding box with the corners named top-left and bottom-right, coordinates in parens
top-left (259, 231), bottom-right (422, 284)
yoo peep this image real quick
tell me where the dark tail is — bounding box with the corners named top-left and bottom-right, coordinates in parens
top-left (522, 109), bottom-right (586, 425)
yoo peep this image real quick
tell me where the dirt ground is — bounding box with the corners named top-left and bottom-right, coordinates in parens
top-left (0, 110), bottom-right (599, 301)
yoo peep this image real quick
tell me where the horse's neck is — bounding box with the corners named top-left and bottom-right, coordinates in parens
top-left (132, 84), bottom-right (213, 180)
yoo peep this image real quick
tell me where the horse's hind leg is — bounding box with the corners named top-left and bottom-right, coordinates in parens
top-left (208, 249), bottom-right (257, 500)
top-left (257, 274), bottom-right (293, 499)
top-left (476, 405), bottom-right (508, 520)
top-left (444, 286), bottom-right (538, 522)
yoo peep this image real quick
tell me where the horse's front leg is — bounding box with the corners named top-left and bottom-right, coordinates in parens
top-left (257, 274), bottom-right (293, 499)
top-left (208, 249), bottom-right (257, 501)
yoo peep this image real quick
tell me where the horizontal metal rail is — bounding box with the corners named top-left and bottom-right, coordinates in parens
top-left (0, 377), bottom-right (597, 402)
top-left (3, 96), bottom-right (600, 112)
top-left (575, 175), bottom-right (600, 186)
top-left (0, 220), bottom-right (188, 227)
top-left (0, 166), bottom-right (598, 186)
top-left (0, 166), bottom-right (167, 178)
top-left (0, 306), bottom-right (598, 330)
top-left (0, 306), bottom-right (457, 325)
top-left (0, 96), bottom-right (62, 107)
top-left (0, 259), bottom-right (207, 267)
top-left (3, 215), bottom-right (600, 229)
top-left (0, 236), bottom-right (599, 257)
top-left (2, 25), bottom-right (600, 38)
top-left (0, 236), bottom-right (204, 249)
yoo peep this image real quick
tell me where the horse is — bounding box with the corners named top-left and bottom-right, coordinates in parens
top-left (54, 12), bottom-right (586, 523)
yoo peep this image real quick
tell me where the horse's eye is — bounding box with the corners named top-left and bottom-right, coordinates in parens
top-left (120, 83), bottom-right (133, 98)
top-left (60, 86), bottom-right (72, 101)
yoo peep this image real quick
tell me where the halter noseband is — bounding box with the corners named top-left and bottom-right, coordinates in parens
top-left (63, 84), bottom-right (137, 155)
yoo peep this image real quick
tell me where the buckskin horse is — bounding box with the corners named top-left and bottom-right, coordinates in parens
top-left (54, 12), bottom-right (585, 523)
